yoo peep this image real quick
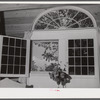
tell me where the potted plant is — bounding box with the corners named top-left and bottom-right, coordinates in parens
top-left (49, 63), bottom-right (72, 88)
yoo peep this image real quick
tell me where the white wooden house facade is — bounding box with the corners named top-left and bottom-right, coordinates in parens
top-left (0, 5), bottom-right (99, 88)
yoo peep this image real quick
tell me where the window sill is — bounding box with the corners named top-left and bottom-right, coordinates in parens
top-left (30, 71), bottom-right (97, 79)
top-left (30, 71), bottom-right (50, 76)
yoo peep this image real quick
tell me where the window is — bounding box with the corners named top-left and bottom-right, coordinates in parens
top-left (68, 39), bottom-right (94, 75)
top-left (31, 40), bottom-right (58, 71)
top-left (33, 7), bottom-right (96, 30)
top-left (0, 37), bottom-right (27, 76)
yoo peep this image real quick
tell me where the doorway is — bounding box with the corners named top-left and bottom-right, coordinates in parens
top-left (29, 29), bottom-right (99, 88)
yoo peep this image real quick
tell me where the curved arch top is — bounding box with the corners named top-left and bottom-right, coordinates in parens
top-left (32, 6), bottom-right (97, 31)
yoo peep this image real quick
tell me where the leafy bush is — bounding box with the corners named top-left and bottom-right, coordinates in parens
top-left (49, 63), bottom-right (72, 88)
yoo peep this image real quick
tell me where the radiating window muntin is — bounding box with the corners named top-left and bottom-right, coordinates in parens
top-left (34, 9), bottom-right (94, 30)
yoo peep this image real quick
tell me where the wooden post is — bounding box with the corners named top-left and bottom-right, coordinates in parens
top-left (0, 12), bottom-right (5, 35)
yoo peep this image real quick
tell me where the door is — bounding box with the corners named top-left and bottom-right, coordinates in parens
top-left (30, 28), bottom-right (99, 88)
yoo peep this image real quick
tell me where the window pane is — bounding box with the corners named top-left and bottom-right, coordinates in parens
top-left (47, 25), bottom-right (56, 29)
top-left (8, 56), bottom-right (14, 64)
top-left (88, 57), bottom-right (94, 65)
top-left (68, 40), bottom-right (74, 47)
top-left (66, 20), bottom-right (76, 27)
top-left (69, 58), bottom-right (74, 65)
top-left (3, 37), bottom-right (9, 45)
top-left (88, 39), bottom-right (93, 47)
top-left (1, 56), bottom-right (7, 64)
top-left (74, 12), bottom-right (88, 22)
top-left (69, 49), bottom-right (74, 56)
top-left (9, 47), bottom-right (14, 55)
top-left (75, 57), bottom-right (81, 65)
top-left (35, 21), bottom-right (47, 30)
top-left (20, 66), bottom-right (25, 74)
top-left (1, 65), bottom-right (7, 74)
top-left (75, 67), bottom-right (81, 75)
top-left (21, 48), bottom-right (26, 56)
top-left (46, 14), bottom-right (54, 22)
top-left (81, 39), bottom-right (87, 47)
top-left (2, 46), bottom-right (8, 54)
top-left (48, 11), bottom-right (59, 19)
top-left (69, 67), bottom-right (74, 75)
top-left (15, 57), bottom-right (20, 65)
top-left (9, 38), bottom-right (15, 46)
top-left (15, 48), bottom-right (20, 56)
top-left (88, 48), bottom-right (94, 56)
top-left (82, 67), bottom-right (87, 75)
top-left (16, 39), bottom-right (21, 47)
top-left (82, 48), bottom-right (87, 56)
top-left (40, 15), bottom-right (52, 23)
top-left (67, 9), bottom-right (78, 18)
top-left (75, 39), bottom-right (80, 47)
top-left (14, 66), bottom-right (19, 74)
top-left (80, 18), bottom-right (93, 27)
top-left (55, 19), bottom-right (61, 26)
top-left (21, 57), bottom-right (26, 65)
top-left (8, 65), bottom-right (13, 74)
top-left (82, 57), bottom-right (87, 65)
top-left (58, 10), bottom-right (66, 17)
top-left (89, 67), bottom-right (94, 75)
top-left (50, 21), bottom-right (58, 27)
top-left (75, 48), bottom-right (80, 56)
top-left (22, 40), bottom-right (26, 48)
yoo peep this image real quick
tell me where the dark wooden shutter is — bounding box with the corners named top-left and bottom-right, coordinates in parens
top-left (0, 12), bottom-right (5, 35)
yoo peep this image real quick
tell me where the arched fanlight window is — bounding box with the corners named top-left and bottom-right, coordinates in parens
top-left (32, 6), bottom-right (97, 30)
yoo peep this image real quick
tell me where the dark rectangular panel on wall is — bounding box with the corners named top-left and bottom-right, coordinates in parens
top-left (0, 12), bottom-right (5, 35)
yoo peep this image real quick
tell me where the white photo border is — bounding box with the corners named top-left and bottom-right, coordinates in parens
top-left (0, 1), bottom-right (100, 98)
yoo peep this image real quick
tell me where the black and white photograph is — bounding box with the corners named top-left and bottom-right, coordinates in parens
top-left (0, 3), bottom-right (100, 88)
